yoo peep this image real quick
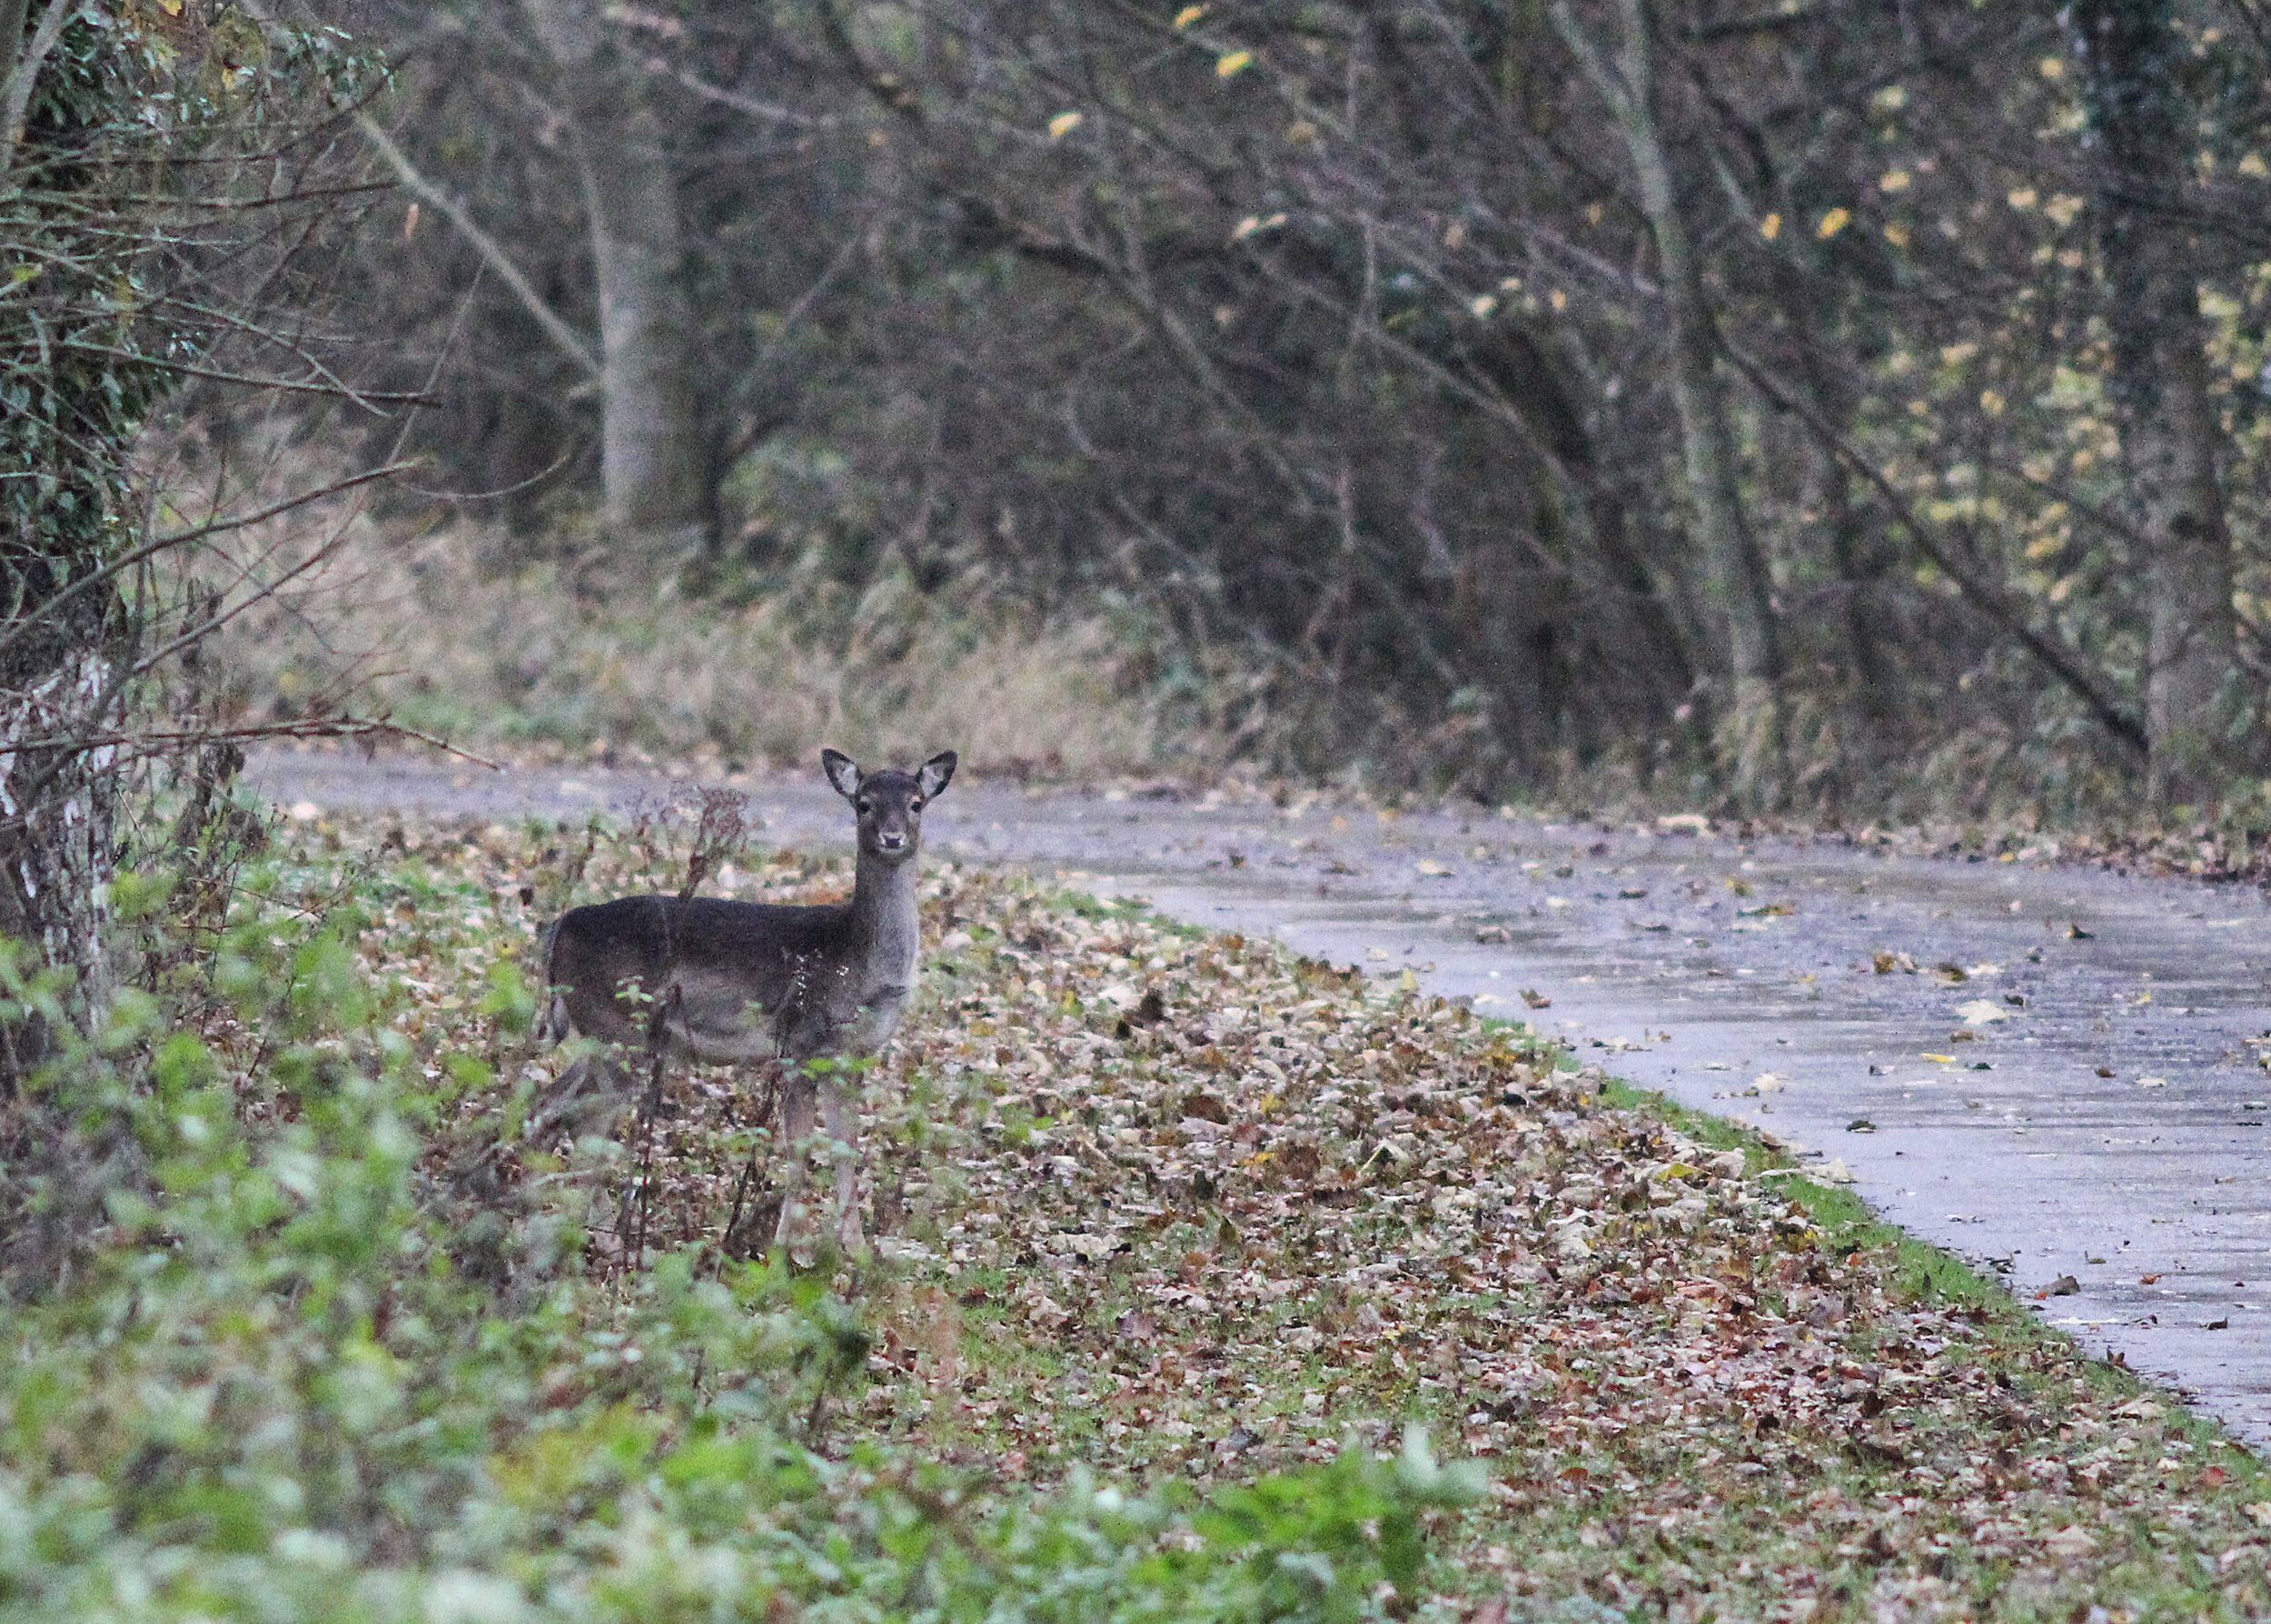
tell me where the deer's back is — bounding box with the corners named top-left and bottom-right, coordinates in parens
top-left (546, 894), bottom-right (859, 1063)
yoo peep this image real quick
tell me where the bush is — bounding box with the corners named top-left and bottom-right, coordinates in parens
top-left (0, 841), bottom-right (1478, 1622)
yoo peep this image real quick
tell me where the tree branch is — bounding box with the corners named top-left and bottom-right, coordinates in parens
top-left (353, 111), bottom-right (602, 381)
top-left (0, 0), bottom-right (78, 183)
top-left (1721, 339), bottom-right (2148, 758)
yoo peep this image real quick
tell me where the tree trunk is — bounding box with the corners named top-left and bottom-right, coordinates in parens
top-left (0, 0), bottom-right (30, 100)
top-left (0, 570), bottom-right (118, 1082)
top-left (0, 3), bottom-right (124, 1083)
top-left (1551, 0), bottom-right (1784, 807)
top-left (1770, 262), bottom-right (1895, 728)
top-left (2070, 0), bottom-right (2244, 806)
top-left (1461, 325), bottom-right (1700, 748)
top-left (523, 0), bottom-right (706, 552)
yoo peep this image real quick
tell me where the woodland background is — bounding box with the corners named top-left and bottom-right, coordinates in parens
top-left (196, 0), bottom-right (2271, 823)
top-left (18, 0), bottom-right (2271, 964)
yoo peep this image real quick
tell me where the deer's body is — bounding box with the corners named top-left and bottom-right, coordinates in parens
top-left (542, 875), bottom-right (920, 1065)
top-left (538, 749), bottom-right (956, 1256)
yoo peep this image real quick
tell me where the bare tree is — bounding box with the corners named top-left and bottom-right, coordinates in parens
top-left (1551, 0), bottom-right (1784, 805)
top-left (2070, 0), bottom-right (2249, 805)
top-left (520, 0), bottom-right (704, 550)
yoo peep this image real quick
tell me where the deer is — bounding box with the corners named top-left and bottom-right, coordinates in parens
top-left (536, 748), bottom-right (957, 1258)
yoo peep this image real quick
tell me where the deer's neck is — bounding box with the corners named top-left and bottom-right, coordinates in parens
top-left (848, 847), bottom-right (922, 987)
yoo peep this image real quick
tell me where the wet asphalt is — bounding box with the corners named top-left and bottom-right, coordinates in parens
top-left (249, 750), bottom-right (2271, 1448)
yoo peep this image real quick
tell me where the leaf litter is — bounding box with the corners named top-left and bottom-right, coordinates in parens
top-left (302, 804), bottom-right (2271, 1621)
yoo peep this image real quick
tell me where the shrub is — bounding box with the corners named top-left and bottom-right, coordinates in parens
top-left (0, 842), bottom-right (1476, 1622)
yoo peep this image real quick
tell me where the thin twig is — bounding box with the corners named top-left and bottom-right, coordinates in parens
top-left (0, 715), bottom-right (501, 768)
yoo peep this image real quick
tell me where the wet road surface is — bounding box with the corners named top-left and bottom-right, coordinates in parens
top-left (250, 749), bottom-right (2271, 1446)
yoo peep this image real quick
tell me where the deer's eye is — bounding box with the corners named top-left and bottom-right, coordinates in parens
top-left (858, 798), bottom-right (873, 815)
top-left (910, 797), bottom-right (925, 811)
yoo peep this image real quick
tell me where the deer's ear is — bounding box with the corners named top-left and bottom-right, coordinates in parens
top-left (919, 750), bottom-right (958, 799)
top-left (821, 749), bottom-right (861, 799)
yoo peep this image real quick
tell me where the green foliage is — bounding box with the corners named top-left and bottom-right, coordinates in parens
top-left (2, 5), bottom-right (373, 578)
top-left (0, 858), bottom-right (1475, 1622)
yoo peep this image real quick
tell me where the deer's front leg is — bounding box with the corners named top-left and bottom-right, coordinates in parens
top-left (818, 1069), bottom-right (866, 1258)
top-left (774, 1063), bottom-right (818, 1255)
top-left (531, 1045), bottom-right (633, 1146)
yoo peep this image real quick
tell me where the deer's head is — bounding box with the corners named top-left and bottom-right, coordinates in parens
top-left (823, 748), bottom-right (957, 862)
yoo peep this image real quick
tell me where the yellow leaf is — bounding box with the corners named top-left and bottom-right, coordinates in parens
top-left (1549, 288), bottom-right (1568, 312)
top-left (1760, 212), bottom-right (1782, 241)
top-left (2039, 55), bottom-right (2064, 79)
top-left (1174, 4), bottom-right (1205, 25)
top-left (1921, 1052), bottom-right (1956, 1064)
top-left (2008, 187), bottom-right (2038, 210)
top-left (1469, 294), bottom-right (1498, 319)
top-left (1817, 207), bottom-right (1851, 239)
top-left (1215, 49), bottom-right (1252, 77)
top-left (1883, 223), bottom-right (1911, 248)
top-left (2241, 153), bottom-right (2269, 179)
top-left (1047, 111), bottom-right (1083, 140)
top-left (1879, 170), bottom-right (1911, 193)
top-left (160, 0), bottom-right (183, 12)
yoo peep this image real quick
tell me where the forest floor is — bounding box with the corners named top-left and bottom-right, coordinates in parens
top-left (307, 799), bottom-right (2271, 1622)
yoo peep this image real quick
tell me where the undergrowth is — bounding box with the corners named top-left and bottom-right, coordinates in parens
top-left (0, 806), bottom-right (1473, 1623)
top-left (169, 439), bottom-right (1214, 778)
top-left (13, 787), bottom-right (2271, 1621)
